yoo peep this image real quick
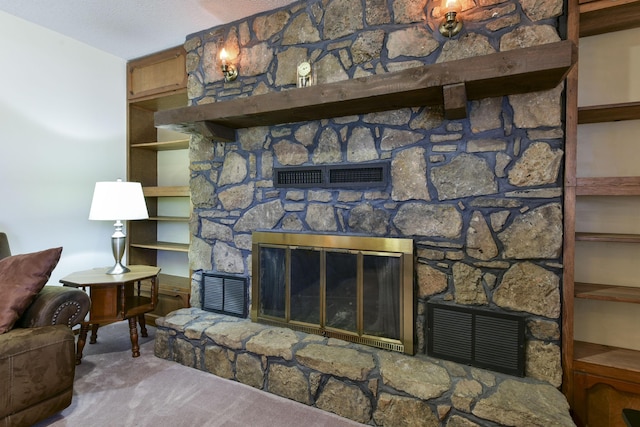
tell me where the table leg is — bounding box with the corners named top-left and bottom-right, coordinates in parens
top-left (76, 323), bottom-right (89, 365)
top-left (139, 314), bottom-right (148, 337)
top-left (128, 317), bottom-right (140, 357)
top-left (89, 323), bottom-right (100, 344)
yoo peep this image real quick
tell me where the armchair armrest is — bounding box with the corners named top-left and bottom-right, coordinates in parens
top-left (17, 286), bottom-right (90, 329)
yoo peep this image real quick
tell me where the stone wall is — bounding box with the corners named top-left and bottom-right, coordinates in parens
top-left (183, 0), bottom-right (566, 387)
top-left (155, 308), bottom-right (575, 426)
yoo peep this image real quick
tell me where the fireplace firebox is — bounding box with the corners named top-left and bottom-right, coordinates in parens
top-left (251, 231), bottom-right (414, 354)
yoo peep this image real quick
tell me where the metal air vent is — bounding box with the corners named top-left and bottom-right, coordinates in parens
top-left (327, 164), bottom-right (387, 187)
top-left (201, 273), bottom-right (248, 318)
top-left (427, 302), bottom-right (525, 376)
top-left (274, 161), bottom-right (388, 189)
top-left (275, 168), bottom-right (323, 187)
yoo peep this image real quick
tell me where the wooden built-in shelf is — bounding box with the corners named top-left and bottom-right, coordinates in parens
top-left (157, 273), bottom-right (191, 290)
top-left (131, 139), bottom-right (189, 151)
top-left (575, 232), bottom-right (640, 243)
top-left (155, 41), bottom-right (576, 140)
top-left (575, 282), bottom-right (640, 303)
top-left (576, 176), bottom-right (640, 195)
top-left (130, 89), bottom-right (187, 111)
top-left (578, 101), bottom-right (640, 124)
top-left (143, 186), bottom-right (190, 197)
top-left (148, 216), bottom-right (190, 222)
top-left (130, 241), bottom-right (190, 252)
top-left (574, 341), bottom-right (640, 385)
top-left (579, 0), bottom-right (640, 37)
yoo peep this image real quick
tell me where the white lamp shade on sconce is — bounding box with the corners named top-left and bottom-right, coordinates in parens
top-left (89, 180), bottom-right (149, 221)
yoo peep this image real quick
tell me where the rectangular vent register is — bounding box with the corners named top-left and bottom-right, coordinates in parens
top-left (427, 302), bottom-right (525, 376)
top-left (275, 161), bottom-right (388, 188)
top-left (200, 273), bottom-right (247, 318)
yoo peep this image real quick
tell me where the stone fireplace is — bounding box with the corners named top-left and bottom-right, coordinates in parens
top-left (152, 0), bottom-right (576, 425)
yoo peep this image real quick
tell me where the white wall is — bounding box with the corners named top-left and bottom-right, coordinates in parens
top-left (0, 11), bottom-right (127, 284)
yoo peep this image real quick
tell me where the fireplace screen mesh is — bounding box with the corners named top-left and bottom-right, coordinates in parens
top-left (252, 231), bottom-right (414, 354)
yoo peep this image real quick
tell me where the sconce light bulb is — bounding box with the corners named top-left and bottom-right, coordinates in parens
top-left (220, 47), bottom-right (238, 82)
top-left (220, 48), bottom-right (228, 66)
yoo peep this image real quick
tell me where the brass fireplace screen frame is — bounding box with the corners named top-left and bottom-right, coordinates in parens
top-left (251, 231), bottom-right (414, 354)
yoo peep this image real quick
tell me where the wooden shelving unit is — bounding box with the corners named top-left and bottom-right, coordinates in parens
top-left (127, 46), bottom-right (191, 325)
top-left (564, 1), bottom-right (640, 423)
top-left (131, 138), bottom-right (189, 151)
top-left (576, 176), bottom-right (640, 196)
top-left (578, 101), bottom-right (640, 124)
top-left (579, 0), bottom-right (640, 36)
top-left (575, 232), bottom-right (640, 243)
top-left (142, 186), bottom-right (190, 197)
top-left (575, 283), bottom-right (640, 304)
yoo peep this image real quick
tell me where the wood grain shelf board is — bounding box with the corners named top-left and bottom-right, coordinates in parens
top-left (155, 41), bottom-right (576, 137)
top-left (130, 139), bottom-right (189, 151)
top-left (575, 282), bottom-right (640, 303)
top-left (130, 241), bottom-right (189, 252)
top-left (143, 186), bottom-right (189, 197)
top-left (130, 89), bottom-right (187, 112)
top-left (576, 176), bottom-right (640, 195)
top-left (148, 216), bottom-right (190, 222)
top-left (579, 0), bottom-right (640, 37)
top-left (578, 101), bottom-right (640, 124)
top-left (575, 232), bottom-right (640, 243)
top-left (157, 273), bottom-right (191, 291)
top-left (574, 341), bottom-right (640, 384)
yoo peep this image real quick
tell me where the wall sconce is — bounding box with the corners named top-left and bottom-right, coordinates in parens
top-left (440, 0), bottom-right (463, 38)
top-left (220, 48), bottom-right (238, 82)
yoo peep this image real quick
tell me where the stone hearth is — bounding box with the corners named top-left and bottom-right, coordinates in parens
top-left (155, 308), bottom-right (573, 426)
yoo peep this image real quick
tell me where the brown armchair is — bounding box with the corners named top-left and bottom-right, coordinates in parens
top-left (0, 232), bottom-right (91, 427)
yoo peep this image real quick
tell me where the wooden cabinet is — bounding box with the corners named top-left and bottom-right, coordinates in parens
top-left (564, 1), bottom-right (640, 424)
top-left (127, 46), bottom-right (190, 325)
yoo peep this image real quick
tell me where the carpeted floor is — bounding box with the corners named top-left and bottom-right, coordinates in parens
top-left (34, 322), bottom-right (364, 427)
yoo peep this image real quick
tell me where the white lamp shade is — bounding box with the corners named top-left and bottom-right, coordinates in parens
top-left (89, 181), bottom-right (149, 221)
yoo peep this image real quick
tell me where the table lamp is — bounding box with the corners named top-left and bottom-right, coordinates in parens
top-left (89, 179), bottom-right (149, 274)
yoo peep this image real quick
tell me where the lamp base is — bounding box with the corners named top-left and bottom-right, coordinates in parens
top-left (107, 225), bottom-right (129, 275)
top-left (106, 263), bottom-right (131, 275)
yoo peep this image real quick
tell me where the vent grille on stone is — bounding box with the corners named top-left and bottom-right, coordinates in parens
top-left (201, 273), bottom-right (247, 318)
top-left (274, 161), bottom-right (388, 188)
top-left (427, 302), bottom-right (525, 376)
top-left (275, 168), bottom-right (323, 187)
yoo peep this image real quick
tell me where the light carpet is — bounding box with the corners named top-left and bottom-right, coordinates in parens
top-left (34, 322), bottom-right (364, 427)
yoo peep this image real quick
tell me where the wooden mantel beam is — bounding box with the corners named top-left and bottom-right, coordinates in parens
top-left (155, 40), bottom-right (577, 139)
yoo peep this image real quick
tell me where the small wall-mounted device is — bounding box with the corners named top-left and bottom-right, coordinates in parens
top-left (297, 60), bottom-right (313, 88)
top-left (220, 48), bottom-right (238, 82)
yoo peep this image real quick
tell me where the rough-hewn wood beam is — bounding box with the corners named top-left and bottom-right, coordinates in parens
top-left (155, 40), bottom-right (576, 138)
top-left (443, 83), bottom-right (468, 120)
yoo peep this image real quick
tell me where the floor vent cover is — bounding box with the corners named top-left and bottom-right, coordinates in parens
top-left (427, 302), bottom-right (525, 376)
top-left (274, 162), bottom-right (388, 188)
top-left (201, 273), bottom-right (247, 318)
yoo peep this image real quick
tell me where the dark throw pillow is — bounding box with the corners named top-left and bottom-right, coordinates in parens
top-left (0, 247), bottom-right (63, 334)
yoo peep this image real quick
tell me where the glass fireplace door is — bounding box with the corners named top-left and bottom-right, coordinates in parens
top-left (252, 231), bottom-right (414, 354)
